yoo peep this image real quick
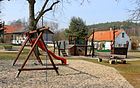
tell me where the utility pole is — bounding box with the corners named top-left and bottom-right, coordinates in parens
top-left (113, 26), bottom-right (116, 47)
top-left (42, 15), bottom-right (44, 27)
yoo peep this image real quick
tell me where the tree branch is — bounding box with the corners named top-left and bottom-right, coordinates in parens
top-left (36, 0), bottom-right (49, 21)
top-left (43, 0), bottom-right (60, 14)
top-left (27, 0), bottom-right (31, 3)
top-left (35, 0), bottom-right (60, 23)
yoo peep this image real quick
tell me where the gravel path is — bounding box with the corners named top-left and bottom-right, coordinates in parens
top-left (0, 60), bottom-right (133, 88)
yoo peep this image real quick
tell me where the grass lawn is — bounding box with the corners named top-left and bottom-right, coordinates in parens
top-left (128, 55), bottom-right (140, 58)
top-left (0, 48), bottom-right (140, 88)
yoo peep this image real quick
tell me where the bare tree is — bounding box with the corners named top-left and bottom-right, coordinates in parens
top-left (43, 21), bottom-right (58, 32)
top-left (0, 0), bottom-right (3, 14)
top-left (27, 0), bottom-right (60, 31)
top-left (7, 0), bottom-right (89, 31)
top-left (6, 0), bottom-right (88, 54)
top-left (129, 0), bottom-right (140, 21)
top-left (9, 19), bottom-right (28, 27)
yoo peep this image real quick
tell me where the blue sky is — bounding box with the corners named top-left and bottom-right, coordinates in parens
top-left (0, 0), bottom-right (135, 29)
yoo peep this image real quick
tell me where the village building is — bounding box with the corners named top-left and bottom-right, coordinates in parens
top-left (0, 22), bottom-right (5, 43)
top-left (0, 25), bottom-right (54, 45)
top-left (88, 29), bottom-right (131, 51)
top-left (12, 27), bottom-right (54, 45)
top-left (0, 25), bottom-right (24, 43)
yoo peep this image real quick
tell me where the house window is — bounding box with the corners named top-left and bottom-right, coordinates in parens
top-left (118, 44), bottom-right (121, 47)
top-left (122, 33), bottom-right (124, 38)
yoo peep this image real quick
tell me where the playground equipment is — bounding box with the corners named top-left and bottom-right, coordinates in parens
top-left (12, 27), bottom-right (66, 78)
top-left (68, 31), bottom-right (95, 57)
top-left (32, 38), bottom-right (66, 64)
top-left (56, 41), bottom-right (68, 57)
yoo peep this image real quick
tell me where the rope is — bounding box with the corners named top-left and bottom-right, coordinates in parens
top-left (46, 29), bottom-right (48, 82)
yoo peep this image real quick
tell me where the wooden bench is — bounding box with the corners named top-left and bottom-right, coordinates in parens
top-left (97, 53), bottom-right (127, 64)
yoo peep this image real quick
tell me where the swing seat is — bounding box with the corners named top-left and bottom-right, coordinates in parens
top-left (32, 38), bottom-right (67, 65)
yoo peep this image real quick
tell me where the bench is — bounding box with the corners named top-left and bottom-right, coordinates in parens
top-left (97, 52), bottom-right (127, 64)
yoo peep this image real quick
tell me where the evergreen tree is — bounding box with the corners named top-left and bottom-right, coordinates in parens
top-left (66, 17), bottom-right (88, 38)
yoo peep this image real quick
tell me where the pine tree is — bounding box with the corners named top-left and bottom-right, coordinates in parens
top-left (66, 17), bottom-right (88, 38)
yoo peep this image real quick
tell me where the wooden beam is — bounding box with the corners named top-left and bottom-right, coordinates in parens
top-left (18, 67), bottom-right (58, 71)
top-left (29, 27), bottom-right (49, 34)
top-left (12, 37), bottom-right (29, 66)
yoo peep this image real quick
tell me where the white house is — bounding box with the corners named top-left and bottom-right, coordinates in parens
top-left (12, 27), bottom-right (54, 45)
top-left (88, 29), bottom-right (131, 51)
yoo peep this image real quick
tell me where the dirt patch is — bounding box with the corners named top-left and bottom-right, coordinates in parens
top-left (0, 60), bottom-right (133, 88)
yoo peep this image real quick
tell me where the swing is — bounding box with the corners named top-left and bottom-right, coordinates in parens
top-left (12, 27), bottom-right (66, 78)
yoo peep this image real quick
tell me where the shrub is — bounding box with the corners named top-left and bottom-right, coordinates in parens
top-left (131, 41), bottom-right (138, 50)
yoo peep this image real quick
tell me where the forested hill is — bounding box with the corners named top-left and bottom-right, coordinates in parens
top-left (88, 21), bottom-right (140, 36)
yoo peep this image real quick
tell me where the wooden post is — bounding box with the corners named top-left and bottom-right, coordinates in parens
top-left (53, 40), bottom-right (55, 54)
top-left (68, 36), bottom-right (70, 44)
top-left (126, 41), bottom-right (129, 58)
top-left (64, 41), bottom-right (65, 50)
top-left (12, 37), bottom-right (29, 66)
top-left (15, 32), bottom-right (43, 78)
top-left (111, 26), bottom-right (116, 54)
top-left (85, 38), bottom-right (87, 56)
top-left (74, 38), bottom-right (76, 56)
top-left (113, 26), bottom-right (116, 47)
top-left (59, 42), bottom-right (61, 56)
top-left (92, 30), bottom-right (95, 57)
top-left (56, 41), bottom-right (61, 56)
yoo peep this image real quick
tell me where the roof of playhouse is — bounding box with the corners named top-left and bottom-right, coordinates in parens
top-left (88, 29), bottom-right (123, 41)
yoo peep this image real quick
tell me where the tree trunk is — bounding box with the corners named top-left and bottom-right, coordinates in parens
top-left (29, 0), bottom-right (36, 31)
top-left (28, 0), bottom-right (40, 55)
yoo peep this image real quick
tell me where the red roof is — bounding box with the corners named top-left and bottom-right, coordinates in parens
top-left (1, 25), bottom-right (24, 34)
top-left (89, 29), bottom-right (123, 41)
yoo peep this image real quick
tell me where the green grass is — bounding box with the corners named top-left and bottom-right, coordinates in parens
top-left (0, 46), bottom-right (4, 49)
top-left (0, 48), bottom-right (55, 60)
top-left (0, 49), bottom-right (34, 60)
top-left (128, 55), bottom-right (140, 58)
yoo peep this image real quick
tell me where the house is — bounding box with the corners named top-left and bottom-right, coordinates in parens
top-left (0, 22), bottom-right (5, 43)
top-left (0, 25), bottom-right (54, 45)
top-left (88, 29), bottom-right (131, 50)
top-left (12, 27), bottom-right (28, 44)
top-left (0, 25), bottom-right (24, 43)
top-left (12, 27), bottom-right (54, 45)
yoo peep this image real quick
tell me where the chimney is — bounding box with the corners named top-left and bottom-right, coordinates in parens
top-left (110, 28), bottom-right (112, 31)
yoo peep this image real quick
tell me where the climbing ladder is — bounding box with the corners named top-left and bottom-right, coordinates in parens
top-left (60, 49), bottom-right (68, 57)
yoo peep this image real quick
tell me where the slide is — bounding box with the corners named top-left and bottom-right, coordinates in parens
top-left (48, 50), bottom-right (66, 65)
top-left (32, 38), bottom-right (67, 65)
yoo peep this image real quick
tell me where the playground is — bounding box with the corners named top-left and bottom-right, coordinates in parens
top-left (0, 26), bottom-right (140, 87)
top-left (0, 60), bottom-right (133, 88)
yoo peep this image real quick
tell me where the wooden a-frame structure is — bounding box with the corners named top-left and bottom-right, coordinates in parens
top-left (12, 27), bottom-right (59, 78)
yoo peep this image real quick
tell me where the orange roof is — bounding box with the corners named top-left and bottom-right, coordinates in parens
top-left (0, 25), bottom-right (24, 33)
top-left (89, 29), bottom-right (123, 41)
